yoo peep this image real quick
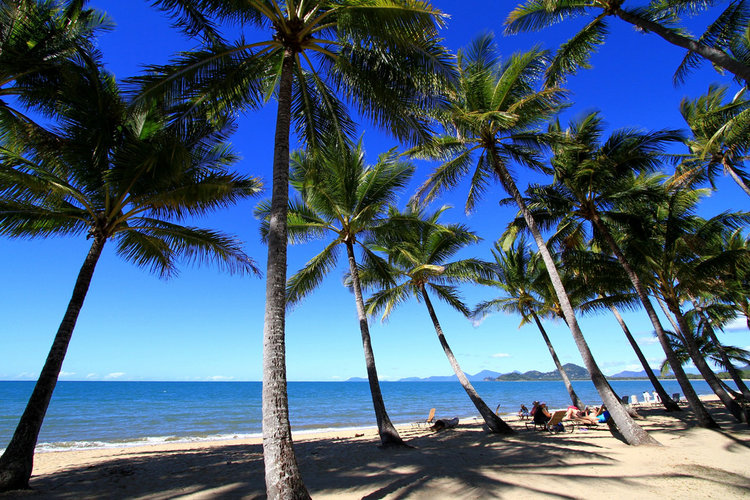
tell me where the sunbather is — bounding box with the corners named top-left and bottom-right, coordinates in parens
top-left (564, 405), bottom-right (599, 425)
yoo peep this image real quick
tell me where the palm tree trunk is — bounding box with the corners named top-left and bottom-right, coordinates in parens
top-left (588, 211), bottom-right (718, 428)
top-left (530, 312), bottom-right (585, 410)
top-left (493, 161), bottom-right (658, 445)
top-left (690, 298), bottom-right (750, 400)
top-left (664, 297), bottom-right (747, 423)
top-left (608, 303), bottom-right (680, 411)
top-left (612, 7), bottom-right (750, 85)
top-left (420, 286), bottom-right (513, 434)
top-left (724, 163), bottom-right (750, 198)
top-left (261, 50), bottom-right (311, 500)
top-left (345, 239), bottom-right (406, 447)
top-left (0, 236), bottom-right (106, 492)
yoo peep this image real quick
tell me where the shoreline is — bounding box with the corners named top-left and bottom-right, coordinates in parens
top-left (5, 395), bottom-right (749, 499)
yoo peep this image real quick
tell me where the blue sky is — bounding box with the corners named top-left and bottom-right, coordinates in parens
top-left (1, 1), bottom-right (748, 382)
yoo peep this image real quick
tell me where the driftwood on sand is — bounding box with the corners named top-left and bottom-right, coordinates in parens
top-left (431, 417), bottom-right (459, 431)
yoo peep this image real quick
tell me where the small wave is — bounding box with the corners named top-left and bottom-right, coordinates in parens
top-left (33, 432), bottom-right (264, 453)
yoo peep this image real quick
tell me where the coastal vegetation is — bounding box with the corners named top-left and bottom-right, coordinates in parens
top-left (1, 0), bottom-right (750, 497)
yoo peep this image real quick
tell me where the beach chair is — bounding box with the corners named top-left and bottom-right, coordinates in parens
top-left (671, 393), bottom-right (681, 403)
top-left (545, 410), bottom-right (569, 433)
top-left (621, 395), bottom-right (629, 404)
top-left (414, 408), bottom-right (436, 428)
top-left (652, 391), bottom-right (661, 404)
top-left (642, 392), bottom-right (652, 404)
top-left (630, 394), bottom-right (638, 406)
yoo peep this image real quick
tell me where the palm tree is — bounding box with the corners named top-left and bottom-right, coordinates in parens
top-left (0, 60), bottom-right (261, 491)
top-left (143, 3), bottom-right (453, 494)
top-left (637, 186), bottom-right (750, 422)
top-left (414, 34), bottom-right (657, 445)
top-left (0, 0), bottom-right (110, 124)
top-left (361, 205), bottom-right (513, 433)
top-left (675, 85), bottom-right (750, 197)
top-left (504, 1), bottom-right (750, 87)
top-left (473, 238), bottom-right (585, 410)
top-left (257, 139), bottom-right (413, 447)
top-left (518, 111), bottom-right (712, 420)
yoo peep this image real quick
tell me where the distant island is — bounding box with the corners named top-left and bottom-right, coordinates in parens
top-left (345, 363), bottom-right (749, 382)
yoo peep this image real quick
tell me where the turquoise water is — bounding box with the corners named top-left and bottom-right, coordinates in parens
top-left (0, 379), bottom-right (718, 451)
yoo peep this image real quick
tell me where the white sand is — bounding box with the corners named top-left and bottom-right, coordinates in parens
top-left (3, 396), bottom-right (749, 499)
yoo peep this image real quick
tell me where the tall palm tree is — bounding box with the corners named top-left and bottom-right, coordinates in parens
top-left (414, 34), bottom-right (657, 445)
top-left (504, 1), bottom-right (750, 87)
top-left (0, 60), bottom-right (261, 491)
top-left (473, 238), bottom-right (586, 410)
top-left (675, 84), bottom-right (750, 197)
top-left (257, 139), bottom-right (413, 447)
top-left (361, 205), bottom-right (514, 433)
top-left (636, 186), bottom-right (750, 422)
top-left (144, 3), bottom-right (453, 494)
top-left (0, 0), bottom-right (110, 124)
top-left (519, 112), bottom-right (712, 420)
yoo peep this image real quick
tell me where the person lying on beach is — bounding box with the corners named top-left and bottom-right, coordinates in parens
top-left (597, 406), bottom-right (610, 423)
top-left (564, 406), bottom-right (599, 425)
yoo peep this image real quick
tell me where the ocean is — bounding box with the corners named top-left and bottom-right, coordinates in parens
top-left (0, 379), bottom-right (719, 452)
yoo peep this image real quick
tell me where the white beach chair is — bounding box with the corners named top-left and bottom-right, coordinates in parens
top-left (642, 391), bottom-right (652, 404)
top-left (630, 394), bottom-right (638, 406)
top-left (652, 391), bottom-right (661, 403)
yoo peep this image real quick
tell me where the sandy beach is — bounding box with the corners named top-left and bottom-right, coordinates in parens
top-left (3, 397), bottom-right (749, 499)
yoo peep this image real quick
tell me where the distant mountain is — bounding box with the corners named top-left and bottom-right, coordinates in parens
top-left (489, 363), bottom-right (590, 381)
top-left (611, 370), bottom-right (648, 379)
top-left (391, 370), bottom-right (503, 382)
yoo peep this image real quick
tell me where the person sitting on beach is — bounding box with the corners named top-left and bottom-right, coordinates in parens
top-left (532, 402), bottom-right (551, 426)
top-left (597, 405), bottom-right (610, 423)
top-left (518, 404), bottom-right (529, 420)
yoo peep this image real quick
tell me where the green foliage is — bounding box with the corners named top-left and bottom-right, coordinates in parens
top-left (0, 57), bottom-right (262, 277)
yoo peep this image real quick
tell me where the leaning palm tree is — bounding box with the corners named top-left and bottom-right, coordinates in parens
top-left (504, 1), bottom-right (750, 87)
top-left (143, 3), bottom-right (453, 494)
top-left (361, 205), bottom-right (513, 433)
top-left (414, 34), bottom-right (657, 445)
top-left (636, 185), bottom-right (750, 422)
top-left (675, 84), bottom-right (750, 197)
top-left (518, 112), bottom-right (712, 421)
top-left (473, 238), bottom-right (585, 410)
top-left (257, 139), bottom-right (413, 447)
top-left (0, 60), bottom-right (261, 491)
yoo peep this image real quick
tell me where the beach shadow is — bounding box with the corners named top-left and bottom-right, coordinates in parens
top-left (9, 404), bottom-right (750, 499)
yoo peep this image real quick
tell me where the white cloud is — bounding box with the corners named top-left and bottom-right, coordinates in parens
top-left (726, 317), bottom-right (748, 332)
top-left (471, 315), bottom-right (489, 328)
top-left (105, 372), bottom-right (125, 379)
top-left (206, 375), bottom-right (234, 381)
top-left (638, 336), bottom-right (659, 345)
top-left (86, 373), bottom-right (98, 379)
top-left (59, 371), bottom-right (76, 378)
top-left (14, 372), bottom-right (37, 380)
top-left (491, 353), bottom-right (510, 358)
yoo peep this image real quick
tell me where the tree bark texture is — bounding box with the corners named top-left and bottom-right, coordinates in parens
top-left (531, 313), bottom-right (585, 410)
top-left (0, 236), bottom-right (106, 492)
top-left (608, 304), bottom-right (680, 411)
top-left (493, 161), bottom-right (658, 445)
top-left (421, 286), bottom-right (513, 434)
top-left (589, 211), bottom-right (718, 428)
top-left (261, 51), bottom-right (311, 500)
top-left (345, 240), bottom-right (406, 447)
